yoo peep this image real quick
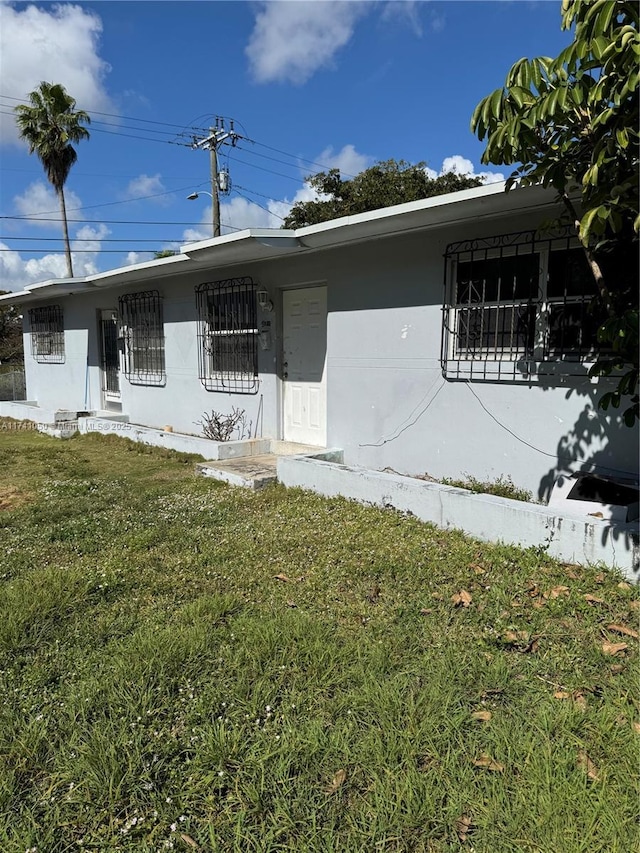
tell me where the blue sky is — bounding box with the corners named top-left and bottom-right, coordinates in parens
top-left (0, 0), bottom-right (573, 291)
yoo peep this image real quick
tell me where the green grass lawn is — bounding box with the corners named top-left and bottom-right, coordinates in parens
top-left (0, 425), bottom-right (638, 852)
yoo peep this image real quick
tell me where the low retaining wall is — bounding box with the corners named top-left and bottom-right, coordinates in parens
top-left (0, 401), bottom-right (61, 425)
top-left (76, 418), bottom-right (269, 460)
top-left (277, 456), bottom-right (639, 579)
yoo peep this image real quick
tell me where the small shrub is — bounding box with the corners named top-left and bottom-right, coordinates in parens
top-left (196, 407), bottom-right (252, 442)
top-left (441, 474), bottom-right (533, 503)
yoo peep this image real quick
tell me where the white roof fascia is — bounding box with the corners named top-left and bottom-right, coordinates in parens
top-left (89, 253), bottom-right (190, 288)
top-left (180, 228), bottom-right (297, 256)
top-left (296, 183), bottom-right (557, 249)
top-left (297, 182), bottom-right (508, 238)
top-left (0, 290), bottom-right (30, 305)
top-left (0, 278), bottom-right (96, 305)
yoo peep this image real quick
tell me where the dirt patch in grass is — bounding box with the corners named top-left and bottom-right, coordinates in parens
top-left (0, 486), bottom-right (30, 511)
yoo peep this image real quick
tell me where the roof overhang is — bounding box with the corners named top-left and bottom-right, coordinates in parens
top-left (0, 279), bottom-right (96, 306)
top-left (295, 183), bottom-right (558, 250)
top-left (181, 229), bottom-right (302, 265)
top-left (1, 183), bottom-right (563, 305)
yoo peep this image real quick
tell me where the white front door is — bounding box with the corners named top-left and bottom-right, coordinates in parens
top-left (282, 286), bottom-right (327, 446)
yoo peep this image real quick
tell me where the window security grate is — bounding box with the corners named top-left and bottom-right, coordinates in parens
top-left (28, 305), bottom-right (64, 363)
top-left (441, 227), bottom-right (605, 378)
top-left (118, 291), bottom-right (166, 385)
top-left (195, 277), bottom-right (259, 393)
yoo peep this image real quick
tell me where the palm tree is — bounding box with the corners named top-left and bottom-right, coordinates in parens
top-left (15, 82), bottom-right (90, 278)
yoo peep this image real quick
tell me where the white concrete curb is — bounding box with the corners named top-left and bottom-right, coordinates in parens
top-left (277, 456), bottom-right (639, 579)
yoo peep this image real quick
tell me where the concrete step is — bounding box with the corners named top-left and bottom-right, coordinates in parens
top-left (196, 454), bottom-right (279, 490)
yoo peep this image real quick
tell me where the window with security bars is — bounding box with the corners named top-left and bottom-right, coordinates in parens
top-left (195, 277), bottom-right (258, 393)
top-left (442, 228), bottom-right (605, 371)
top-left (118, 291), bottom-right (166, 385)
top-left (28, 305), bottom-right (64, 363)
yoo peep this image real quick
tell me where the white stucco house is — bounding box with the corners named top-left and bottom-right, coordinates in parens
top-left (1, 182), bottom-right (638, 508)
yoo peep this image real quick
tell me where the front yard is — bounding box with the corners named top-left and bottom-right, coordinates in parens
top-left (0, 425), bottom-right (637, 852)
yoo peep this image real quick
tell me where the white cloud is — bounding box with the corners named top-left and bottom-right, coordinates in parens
top-left (71, 223), bottom-right (110, 253)
top-left (124, 251), bottom-right (154, 267)
top-left (440, 155), bottom-right (505, 184)
top-left (124, 173), bottom-right (169, 203)
top-left (0, 242), bottom-right (103, 291)
top-left (316, 144), bottom-right (372, 178)
top-left (1, 2), bottom-right (112, 145)
top-left (246, 1), bottom-right (370, 84)
top-left (13, 182), bottom-right (82, 228)
top-left (380, 1), bottom-right (423, 37)
top-left (183, 196), bottom-right (283, 242)
top-left (0, 217), bottom-right (110, 290)
top-left (428, 9), bottom-right (446, 34)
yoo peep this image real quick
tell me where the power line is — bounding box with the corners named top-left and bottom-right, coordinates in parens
top-left (0, 93), bottom-right (211, 133)
top-left (2, 92), bottom-right (359, 179)
top-left (0, 216), bottom-right (212, 226)
top-left (248, 138), bottom-right (358, 178)
top-left (233, 184), bottom-right (281, 203)
top-left (1, 182), bottom-right (207, 218)
top-left (0, 166), bottom-right (203, 181)
top-left (2, 236), bottom-right (186, 243)
top-left (0, 223), bottom-right (244, 254)
top-left (0, 108), bottom-right (192, 147)
top-left (236, 143), bottom-right (354, 180)
top-left (232, 187), bottom-right (286, 222)
top-left (227, 153), bottom-right (305, 184)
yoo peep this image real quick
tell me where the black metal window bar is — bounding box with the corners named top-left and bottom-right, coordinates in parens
top-left (195, 277), bottom-right (258, 393)
top-left (28, 305), bottom-right (64, 363)
top-left (442, 226), bottom-right (603, 371)
top-left (118, 290), bottom-right (166, 386)
top-left (101, 311), bottom-right (120, 396)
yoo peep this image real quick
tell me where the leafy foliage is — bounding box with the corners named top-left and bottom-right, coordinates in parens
top-left (15, 82), bottom-right (90, 279)
top-left (153, 249), bottom-right (178, 259)
top-left (0, 293), bottom-right (23, 364)
top-left (282, 159), bottom-right (483, 228)
top-left (471, 0), bottom-right (639, 424)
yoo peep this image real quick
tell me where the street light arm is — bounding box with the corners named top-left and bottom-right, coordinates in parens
top-left (186, 191), bottom-right (213, 200)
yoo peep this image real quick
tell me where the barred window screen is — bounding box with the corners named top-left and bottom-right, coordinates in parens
top-left (195, 277), bottom-right (258, 393)
top-left (28, 305), bottom-right (64, 363)
top-left (442, 227), bottom-right (604, 375)
top-left (452, 250), bottom-right (540, 360)
top-left (546, 247), bottom-right (601, 361)
top-left (118, 290), bottom-right (166, 385)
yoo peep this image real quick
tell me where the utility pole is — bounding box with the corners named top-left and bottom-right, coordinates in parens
top-left (192, 118), bottom-right (241, 237)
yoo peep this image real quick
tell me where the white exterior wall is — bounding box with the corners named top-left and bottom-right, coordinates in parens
top-left (23, 310), bottom-right (92, 413)
top-left (115, 278), bottom-right (279, 437)
top-left (17, 204), bottom-right (639, 502)
top-left (22, 271), bottom-right (280, 438)
top-left (314, 218), bottom-right (638, 500)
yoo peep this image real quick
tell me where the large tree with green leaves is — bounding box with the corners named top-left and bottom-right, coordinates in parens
top-left (471, 0), bottom-right (639, 424)
top-left (282, 159), bottom-right (483, 229)
top-left (15, 82), bottom-right (91, 279)
top-left (0, 294), bottom-right (23, 364)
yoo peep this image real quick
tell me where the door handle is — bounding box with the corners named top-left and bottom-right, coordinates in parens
top-left (283, 372), bottom-right (288, 379)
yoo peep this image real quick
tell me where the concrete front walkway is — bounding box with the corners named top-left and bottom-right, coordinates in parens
top-left (196, 441), bottom-right (324, 489)
top-left (197, 454), bottom-right (279, 489)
